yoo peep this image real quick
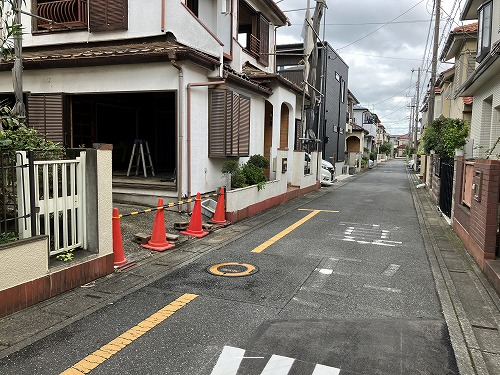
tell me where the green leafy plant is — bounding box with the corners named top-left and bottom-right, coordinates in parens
top-left (55, 249), bottom-right (74, 262)
top-left (221, 154), bottom-right (269, 190)
top-left (0, 104), bottom-right (64, 156)
top-left (0, 232), bottom-right (17, 244)
top-left (247, 154), bottom-right (269, 169)
top-left (421, 118), bottom-right (469, 158)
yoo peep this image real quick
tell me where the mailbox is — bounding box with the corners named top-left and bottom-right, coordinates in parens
top-left (281, 158), bottom-right (287, 173)
top-left (472, 170), bottom-right (482, 202)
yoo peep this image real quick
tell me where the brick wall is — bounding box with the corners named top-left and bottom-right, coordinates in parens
top-left (0, 254), bottom-right (114, 318)
top-left (453, 157), bottom-right (500, 268)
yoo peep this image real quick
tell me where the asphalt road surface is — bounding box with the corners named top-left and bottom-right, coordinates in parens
top-left (0, 159), bottom-right (458, 374)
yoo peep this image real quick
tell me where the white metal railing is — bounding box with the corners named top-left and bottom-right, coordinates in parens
top-left (17, 151), bottom-right (87, 255)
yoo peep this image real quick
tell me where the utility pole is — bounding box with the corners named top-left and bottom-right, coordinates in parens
top-left (12, 0), bottom-right (25, 119)
top-left (408, 99), bottom-right (414, 148)
top-left (414, 68), bottom-right (421, 151)
top-left (427, 0), bottom-right (441, 125)
top-left (303, 0), bottom-right (326, 145)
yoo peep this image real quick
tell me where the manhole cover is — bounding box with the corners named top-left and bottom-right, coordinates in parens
top-left (207, 262), bottom-right (258, 277)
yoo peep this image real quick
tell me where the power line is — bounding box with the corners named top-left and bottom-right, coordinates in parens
top-left (335, 0), bottom-right (425, 51)
top-left (341, 52), bottom-right (430, 62)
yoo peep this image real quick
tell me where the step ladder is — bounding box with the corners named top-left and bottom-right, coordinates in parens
top-left (127, 140), bottom-right (155, 177)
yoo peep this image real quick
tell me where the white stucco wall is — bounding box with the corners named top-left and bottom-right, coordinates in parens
top-left (19, 1), bottom-right (221, 58)
top-left (96, 148), bottom-right (113, 256)
top-left (0, 237), bottom-right (48, 290)
top-left (0, 62), bottom-right (180, 94)
top-left (265, 84), bottom-right (297, 182)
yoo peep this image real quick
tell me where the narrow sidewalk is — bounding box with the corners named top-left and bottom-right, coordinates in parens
top-left (409, 171), bottom-right (500, 375)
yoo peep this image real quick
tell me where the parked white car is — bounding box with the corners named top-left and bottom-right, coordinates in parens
top-left (305, 153), bottom-right (336, 186)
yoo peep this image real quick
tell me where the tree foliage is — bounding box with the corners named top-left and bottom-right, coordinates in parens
top-left (0, 103), bottom-right (64, 155)
top-left (421, 118), bottom-right (469, 158)
top-left (0, 1), bottom-right (23, 59)
top-left (378, 142), bottom-right (392, 155)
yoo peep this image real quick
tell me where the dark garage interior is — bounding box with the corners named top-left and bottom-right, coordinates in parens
top-left (70, 91), bottom-right (177, 175)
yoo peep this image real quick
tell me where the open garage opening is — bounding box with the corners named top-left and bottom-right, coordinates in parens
top-left (69, 91), bottom-right (176, 176)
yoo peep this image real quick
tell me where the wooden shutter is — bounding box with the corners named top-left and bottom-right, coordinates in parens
top-left (209, 89), bottom-right (251, 157)
top-left (89, 0), bottom-right (128, 32)
top-left (209, 89), bottom-right (227, 157)
top-left (238, 95), bottom-right (250, 156)
top-left (229, 92), bottom-right (240, 156)
top-left (27, 94), bottom-right (64, 144)
top-left (224, 90), bottom-right (234, 156)
top-left (258, 14), bottom-right (269, 66)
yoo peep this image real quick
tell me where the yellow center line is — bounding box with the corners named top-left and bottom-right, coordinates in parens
top-left (251, 210), bottom-right (322, 253)
top-left (60, 293), bottom-right (198, 375)
top-left (298, 208), bottom-right (339, 213)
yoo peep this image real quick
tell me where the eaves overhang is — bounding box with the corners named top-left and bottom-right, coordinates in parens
top-left (259, 0), bottom-right (290, 26)
top-left (440, 23), bottom-right (478, 61)
top-left (457, 41), bottom-right (500, 97)
top-left (249, 73), bottom-right (305, 96)
top-left (0, 36), bottom-right (220, 72)
top-left (223, 70), bottom-right (273, 97)
top-left (461, 0), bottom-right (482, 20)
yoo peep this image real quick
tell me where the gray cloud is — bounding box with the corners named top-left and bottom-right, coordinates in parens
top-left (275, 0), bottom-right (461, 135)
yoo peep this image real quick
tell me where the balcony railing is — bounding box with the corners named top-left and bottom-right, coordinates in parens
top-left (37, 0), bottom-right (87, 30)
top-left (248, 34), bottom-right (260, 56)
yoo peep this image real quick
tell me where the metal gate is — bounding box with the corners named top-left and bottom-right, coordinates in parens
top-left (439, 158), bottom-right (454, 217)
top-left (17, 151), bottom-right (87, 255)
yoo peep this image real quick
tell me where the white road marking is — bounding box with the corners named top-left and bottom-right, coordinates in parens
top-left (382, 264), bottom-right (401, 277)
top-left (319, 268), bottom-right (334, 275)
top-left (260, 354), bottom-right (295, 374)
top-left (312, 363), bottom-right (341, 375)
top-left (363, 284), bottom-right (401, 293)
top-left (210, 346), bottom-right (245, 375)
top-left (210, 346), bottom-right (342, 375)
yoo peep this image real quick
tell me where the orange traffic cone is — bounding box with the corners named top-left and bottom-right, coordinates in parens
top-left (142, 198), bottom-right (175, 251)
top-left (180, 192), bottom-right (209, 238)
top-left (112, 208), bottom-right (128, 267)
top-left (209, 187), bottom-right (228, 226)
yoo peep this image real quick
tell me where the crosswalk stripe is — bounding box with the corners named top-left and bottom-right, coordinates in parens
top-left (210, 346), bottom-right (245, 375)
top-left (311, 363), bottom-right (341, 375)
top-left (209, 346), bottom-right (341, 375)
top-left (260, 354), bottom-right (295, 374)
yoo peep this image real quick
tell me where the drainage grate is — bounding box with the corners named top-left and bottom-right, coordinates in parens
top-left (207, 262), bottom-right (258, 277)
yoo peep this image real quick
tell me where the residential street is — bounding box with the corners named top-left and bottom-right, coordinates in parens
top-left (2, 159), bottom-right (500, 374)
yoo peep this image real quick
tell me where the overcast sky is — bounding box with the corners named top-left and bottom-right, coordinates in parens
top-left (275, 0), bottom-right (468, 135)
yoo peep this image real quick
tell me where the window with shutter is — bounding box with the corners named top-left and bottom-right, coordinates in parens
top-left (89, 0), bottom-right (128, 32)
top-left (258, 15), bottom-right (269, 66)
top-left (238, 95), bottom-right (250, 155)
top-left (27, 94), bottom-right (65, 144)
top-left (209, 89), bottom-right (251, 157)
top-left (209, 89), bottom-right (227, 157)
